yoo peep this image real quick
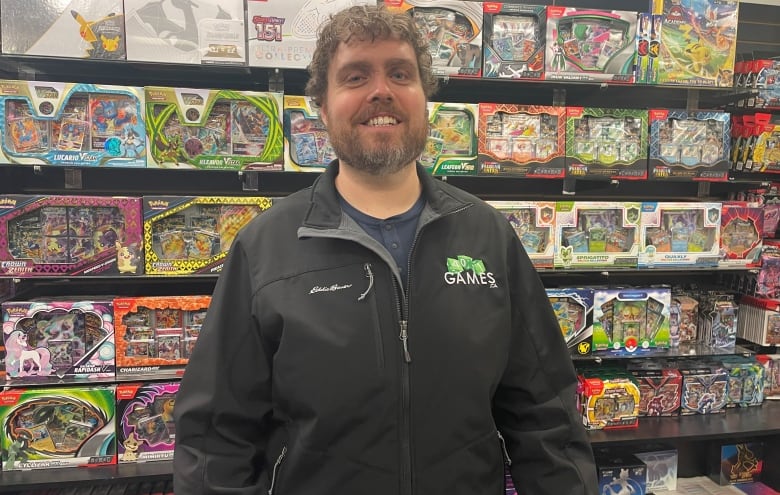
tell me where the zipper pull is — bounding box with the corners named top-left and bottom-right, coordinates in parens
top-left (399, 320), bottom-right (411, 363)
top-left (497, 431), bottom-right (512, 466)
top-left (358, 263), bottom-right (374, 301)
top-left (268, 445), bottom-right (287, 495)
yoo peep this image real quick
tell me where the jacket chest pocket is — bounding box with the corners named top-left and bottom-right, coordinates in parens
top-left (270, 262), bottom-right (389, 409)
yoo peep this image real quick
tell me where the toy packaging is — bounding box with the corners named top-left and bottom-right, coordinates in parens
top-left (679, 361), bottom-right (729, 415)
top-left (0, 195), bottom-right (143, 277)
top-left (634, 13), bottom-right (663, 84)
top-left (634, 446), bottom-right (678, 491)
top-left (143, 196), bottom-right (272, 276)
top-left (713, 442), bottom-right (763, 485)
top-left (653, 0), bottom-right (739, 87)
top-left (385, 0), bottom-right (484, 78)
top-left (565, 107), bottom-right (648, 180)
top-left (145, 87), bottom-right (283, 170)
top-left (629, 367), bottom-right (682, 416)
top-left (648, 109), bottom-right (731, 181)
top-left (113, 295), bottom-right (210, 379)
top-left (639, 201), bottom-right (722, 268)
top-left (478, 103), bottom-right (565, 178)
top-left (579, 369), bottom-right (640, 430)
top-left (738, 295), bottom-right (780, 347)
top-left (721, 356), bottom-right (764, 408)
top-left (0, 385), bottom-right (116, 471)
top-left (125, 0), bottom-right (246, 65)
top-left (545, 287), bottom-right (594, 357)
top-left (592, 287), bottom-right (671, 353)
top-left (554, 201), bottom-right (641, 269)
top-left (719, 202), bottom-right (763, 268)
top-left (0, 80), bottom-right (146, 167)
top-left (544, 7), bottom-right (638, 83)
top-left (596, 453), bottom-right (647, 495)
top-left (698, 292), bottom-right (738, 349)
top-left (489, 201), bottom-right (555, 268)
top-left (421, 102), bottom-right (478, 175)
top-left (670, 293), bottom-right (700, 345)
top-left (247, 0), bottom-right (374, 69)
top-left (481, 3), bottom-right (545, 80)
top-left (283, 95), bottom-right (335, 172)
top-left (0, 0), bottom-right (126, 60)
top-left (116, 381), bottom-right (179, 463)
top-left (2, 298), bottom-right (115, 384)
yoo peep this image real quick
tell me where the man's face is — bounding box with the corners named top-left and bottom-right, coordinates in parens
top-left (320, 37), bottom-right (429, 176)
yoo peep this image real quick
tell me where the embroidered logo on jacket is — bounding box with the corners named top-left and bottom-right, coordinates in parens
top-left (444, 255), bottom-right (498, 288)
top-left (310, 284), bottom-right (352, 294)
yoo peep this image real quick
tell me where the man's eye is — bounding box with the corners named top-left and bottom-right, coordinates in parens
top-left (391, 71), bottom-right (410, 80)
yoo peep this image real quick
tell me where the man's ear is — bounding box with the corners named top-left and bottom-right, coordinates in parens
top-left (320, 101), bottom-right (329, 128)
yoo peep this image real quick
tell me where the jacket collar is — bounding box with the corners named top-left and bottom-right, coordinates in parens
top-left (301, 160), bottom-right (468, 229)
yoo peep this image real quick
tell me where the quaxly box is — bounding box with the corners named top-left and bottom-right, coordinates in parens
top-left (247, 0), bottom-right (374, 69)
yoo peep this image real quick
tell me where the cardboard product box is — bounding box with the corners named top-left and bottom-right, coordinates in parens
top-left (1, 0), bottom-right (125, 60)
top-left (0, 385), bottom-right (116, 471)
top-left (125, 0), bottom-right (245, 65)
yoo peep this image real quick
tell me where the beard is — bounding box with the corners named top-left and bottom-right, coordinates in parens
top-left (327, 110), bottom-right (429, 177)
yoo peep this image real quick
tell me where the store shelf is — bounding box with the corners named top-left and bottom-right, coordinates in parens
top-left (589, 400), bottom-right (780, 446)
top-left (575, 343), bottom-right (756, 362)
top-left (0, 461), bottom-right (172, 493)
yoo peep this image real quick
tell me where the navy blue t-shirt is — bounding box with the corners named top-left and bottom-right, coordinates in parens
top-left (340, 195), bottom-right (425, 288)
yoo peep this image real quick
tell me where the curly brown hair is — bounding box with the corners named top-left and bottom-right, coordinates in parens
top-left (305, 4), bottom-right (438, 107)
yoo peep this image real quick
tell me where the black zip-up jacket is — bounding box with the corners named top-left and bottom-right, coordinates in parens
top-left (174, 162), bottom-right (598, 495)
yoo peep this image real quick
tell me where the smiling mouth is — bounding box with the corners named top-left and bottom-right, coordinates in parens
top-left (363, 115), bottom-right (400, 126)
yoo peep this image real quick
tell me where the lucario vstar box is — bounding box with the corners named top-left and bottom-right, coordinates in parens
top-left (1, 0), bottom-right (126, 60)
top-left (145, 87), bottom-right (283, 170)
top-left (0, 80), bottom-right (146, 168)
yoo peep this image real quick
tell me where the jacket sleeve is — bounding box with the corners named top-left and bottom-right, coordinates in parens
top-left (493, 230), bottom-right (598, 495)
top-left (174, 238), bottom-right (274, 494)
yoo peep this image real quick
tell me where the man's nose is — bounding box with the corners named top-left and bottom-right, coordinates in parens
top-left (368, 76), bottom-right (393, 102)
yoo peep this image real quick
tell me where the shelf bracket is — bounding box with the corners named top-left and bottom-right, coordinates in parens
top-left (562, 177), bottom-right (576, 195)
top-left (239, 170), bottom-right (260, 191)
top-left (64, 168), bottom-right (83, 190)
top-left (268, 68), bottom-right (284, 93)
top-left (552, 88), bottom-right (566, 107)
top-left (686, 88), bottom-right (700, 111)
top-left (697, 181), bottom-right (711, 198)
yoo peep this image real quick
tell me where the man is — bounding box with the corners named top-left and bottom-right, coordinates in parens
top-left (174, 5), bottom-right (597, 494)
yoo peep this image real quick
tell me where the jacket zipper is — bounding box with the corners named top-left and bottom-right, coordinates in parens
top-left (497, 431), bottom-right (512, 466)
top-left (398, 203), bottom-right (471, 495)
top-left (268, 445), bottom-right (287, 495)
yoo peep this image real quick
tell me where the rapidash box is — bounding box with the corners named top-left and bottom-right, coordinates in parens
top-left (145, 87), bottom-right (283, 170)
top-left (544, 7), bottom-right (638, 84)
top-left (0, 80), bottom-right (146, 167)
top-left (0, 0), bottom-right (126, 60)
top-left (0, 385), bottom-right (116, 471)
top-left (565, 107), bottom-right (648, 180)
top-left (113, 296), bottom-right (210, 379)
top-left (422, 102), bottom-right (478, 176)
top-left (478, 103), bottom-right (565, 178)
top-left (125, 0), bottom-right (246, 65)
top-left (0, 195), bottom-right (143, 277)
top-left (247, 0), bottom-right (374, 69)
top-left (481, 3), bottom-right (546, 80)
top-left (648, 109), bottom-right (731, 181)
top-left (283, 95), bottom-right (335, 172)
top-left (385, 0), bottom-right (484, 78)
top-left (117, 382), bottom-right (179, 463)
top-left (2, 298), bottom-right (115, 384)
top-left (143, 196), bottom-right (272, 275)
